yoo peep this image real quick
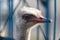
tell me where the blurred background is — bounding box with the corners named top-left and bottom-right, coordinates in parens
top-left (0, 0), bottom-right (60, 40)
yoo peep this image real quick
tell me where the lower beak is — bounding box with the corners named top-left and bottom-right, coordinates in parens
top-left (27, 17), bottom-right (51, 23)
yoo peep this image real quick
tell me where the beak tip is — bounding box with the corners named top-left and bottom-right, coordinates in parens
top-left (46, 19), bottom-right (52, 23)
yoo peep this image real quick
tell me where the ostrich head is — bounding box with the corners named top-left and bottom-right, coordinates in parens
top-left (14, 7), bottom-right (51, 40)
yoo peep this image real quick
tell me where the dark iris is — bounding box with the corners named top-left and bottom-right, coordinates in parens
top-left (22, 14), bottom-right (36, 20)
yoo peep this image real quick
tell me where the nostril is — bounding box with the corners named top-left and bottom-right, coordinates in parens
top-left (40, 17), bottom-right (43, 19)
top-left (39, 17), bottom-right (45, 20)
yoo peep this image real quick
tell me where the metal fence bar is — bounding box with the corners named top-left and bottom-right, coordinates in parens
top-left (0, 0), bottom-right (2, 35)
top-left (53, 0), bottom-right (57, 40)
top-left (45, 0), bottom-right (50, 40)
top-left (37, 0), bottom-right (40, 40)
top-left (0, 0), bottom-right (1, 28)
top-left (22, 0), bottom-right (30, 7)
top-left (37, 26), bottom-right (40, 40)
top-left (23, 0), bottom-right (26, 6)
top-left (8, 0), bottom-right (13, 38)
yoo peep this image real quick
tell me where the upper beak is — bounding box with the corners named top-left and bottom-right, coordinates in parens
top-left (27, 17), bottom-right (51, 23)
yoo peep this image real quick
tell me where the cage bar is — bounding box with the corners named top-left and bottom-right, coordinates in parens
top-left (0, 0), bottom-right (2, 35)
top-left (8, 0), bottom-right (13, 38)
top-left (53, 0), bottom-right (57, 40)
top-left (45, 0), bottom-right (50, 40)
top-left (37, 0), bottom-right (40, 40)
top-left (0, 0), bottom-right (1, 26)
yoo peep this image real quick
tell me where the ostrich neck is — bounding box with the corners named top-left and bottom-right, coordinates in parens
top-left (17, 22), bottom-right (33, 40)
top-left (20, 27), bottom-right (28, 40)
top-left (20, 28), bottom-right (27, 40)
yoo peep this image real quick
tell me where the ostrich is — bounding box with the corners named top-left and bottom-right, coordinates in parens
top-left (14, 7), bottom-right (51, 40)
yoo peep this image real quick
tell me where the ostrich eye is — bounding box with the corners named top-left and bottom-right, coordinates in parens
top-left (22, 14), bottom-right (36, 20)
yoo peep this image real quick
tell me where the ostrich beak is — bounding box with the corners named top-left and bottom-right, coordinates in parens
top-left (27, 17), bottom-right (51, 23)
